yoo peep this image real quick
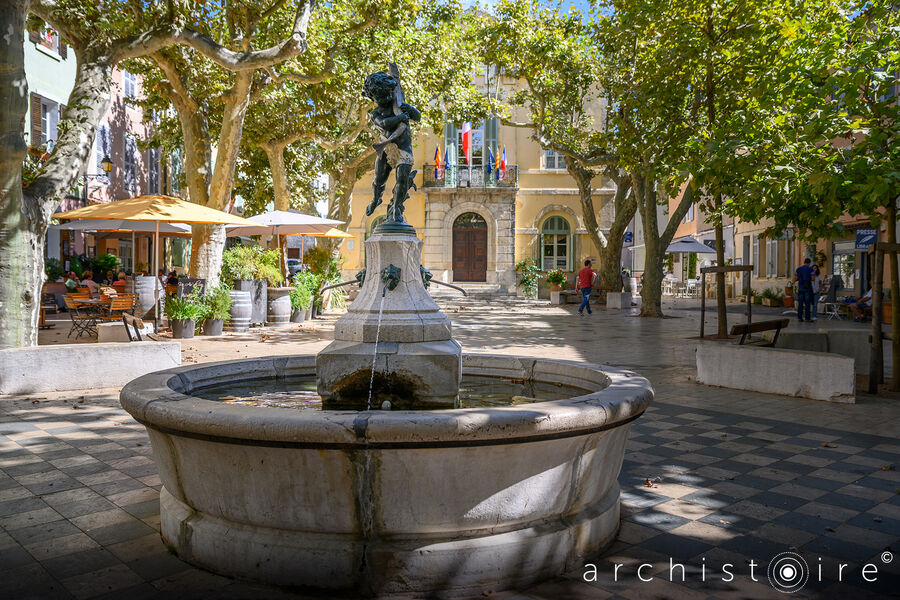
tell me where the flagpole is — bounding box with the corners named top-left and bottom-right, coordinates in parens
top-left (153, 220), bottom-right (159, 333)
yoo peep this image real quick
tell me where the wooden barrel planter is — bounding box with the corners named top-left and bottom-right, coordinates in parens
top-left (235, 280), bottom-right (267, 325)
top-left (266, 287), bottom-right (292, 326)
top-left (127, 276), bottom-right (161, 320)
top-left (226, 290), bottom-right (251, 333)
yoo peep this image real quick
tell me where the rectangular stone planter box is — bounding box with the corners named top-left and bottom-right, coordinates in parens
top-left (0, 342), bottom-right (181, 394)
top-left (696, 343), bottom-right (855, 403)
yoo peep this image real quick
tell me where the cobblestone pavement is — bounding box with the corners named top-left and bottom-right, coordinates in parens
top-left (4, 299), bottom-right (899, 599)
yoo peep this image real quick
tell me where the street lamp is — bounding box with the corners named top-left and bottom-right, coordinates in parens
top-left (83, 155), bottom-right (112, 203)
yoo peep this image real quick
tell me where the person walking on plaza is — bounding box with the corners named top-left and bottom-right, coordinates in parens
top-left (577, 259), bottom-right (597, 316)
top-left (794, 257), bottom-right (814, 322)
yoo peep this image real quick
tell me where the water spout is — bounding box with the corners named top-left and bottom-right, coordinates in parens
top-left (366, 293), bottom-right (387, 410)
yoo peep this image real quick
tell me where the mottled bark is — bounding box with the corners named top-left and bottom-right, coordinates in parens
top-left (634, 172), bottom-right (695, 317)
top-left (0, 1), bottom-right (33, 349)
top-left (262, 141), bottom-right (292, 212)
top-left (1, 1), bottom-right (119, 348)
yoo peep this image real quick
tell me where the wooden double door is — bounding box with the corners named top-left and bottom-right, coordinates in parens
top-left (452, 213), bottom-right (488, 282)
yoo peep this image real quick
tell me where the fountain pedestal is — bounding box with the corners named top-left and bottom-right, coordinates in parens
top-left (316, 231), bottom-right (462, 408)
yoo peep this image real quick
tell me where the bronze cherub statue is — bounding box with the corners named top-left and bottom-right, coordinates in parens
top-left (363, 64), bottom-right (420, 232)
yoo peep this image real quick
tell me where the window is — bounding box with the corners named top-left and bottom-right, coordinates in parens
top-left (39, 99), bottom-right (59, 149)
top-left (94, 124), bottom-right (110, 175)
top-left (39, 28), bottom-right (59, 53)
top-left (170, 149), bottom-right (182, 194)
top-left (832, 240), bottom-right (857, 290)
top-left (752, 234), bottom-right (759, 277)
top-left (148, 148), bottom-right (160, 194)
top-left (766, 237), bottom-right (778, 277)
top-left (123, 134), bottom-right (138, 192)
top-left (682, 204), bottom-right (695, 223)
top-left (366, 215), bottom-right (385, 239)
top-left (122, 70), bottom-right (137, 100)
top-left (458, 123), bottom-right (484, 166)
top-left (541, 216), bottom-right (571, 271)
top-left (544, 149), bottom-right (566, 170)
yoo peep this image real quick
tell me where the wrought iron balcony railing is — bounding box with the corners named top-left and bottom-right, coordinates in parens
top-left (422, 164), bottom-right (518, 189)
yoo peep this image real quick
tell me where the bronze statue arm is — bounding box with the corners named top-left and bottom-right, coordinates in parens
top-left (371, 110), bottom-right (409, 131)
top-left (400, 103), bottom-right (421, 122)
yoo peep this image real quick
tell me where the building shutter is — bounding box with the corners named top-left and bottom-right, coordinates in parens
top-left (59, 41), bottom-right (67, 59)
top-left (485, 117), bottom-right (498, 162)
top-left (28, 29), bottom-right (39, 43)
top-left (30, 93), bottom-right (42, 146)
top-left (444, 123), bottom-right (457, 163)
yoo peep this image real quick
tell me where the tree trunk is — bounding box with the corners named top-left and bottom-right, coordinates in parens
top-left (0, 1), bottom-right (30, 349)
top-left (1, 13), bottom-right (116, 348)
top-left (889, 201), bottom-right (900, 391)
top-left (263, 142), bottom-right (291, 212)
top-left (599, 173), bottom-right (636, 291)
top-left (567, 163), bottom-right (611, 283)
top-left (189, 224), bottom-right (225, 288)
top-left (635, 172), bottom-right (696, 318)
top-left (714, 195), bottom-right (727, 337)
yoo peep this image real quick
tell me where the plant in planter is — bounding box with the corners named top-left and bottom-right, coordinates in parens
top-left (305, 246), bottom-right (345, 310)
top-left (164, 291), bottom-right (207, 339)
top-left (759, 288), bottom-right (784, 307)
top-left (515, 258), bottom-right (542, 298)
top-left (201, 285), bottom-right (232, 336)
top-left (289, 279), bottom-right (313, 323)
top-left (545, 268), bottom-right (567, 291)
top-left (293, 271), bottom-right (322, 318)
top-left (44, 257), bottom-right (65, 281)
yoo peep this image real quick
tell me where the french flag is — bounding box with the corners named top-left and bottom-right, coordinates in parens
top-left (461, 122), bottom-right (471, 165)
top-left (499, 146), bottom-right (507, 180)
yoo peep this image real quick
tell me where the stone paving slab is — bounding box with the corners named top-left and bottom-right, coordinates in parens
top-left (3, 298), bottom-right (898, 599)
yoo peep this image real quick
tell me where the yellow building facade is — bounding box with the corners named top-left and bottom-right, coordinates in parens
top-left (340, 116), bottom-right (616, 294)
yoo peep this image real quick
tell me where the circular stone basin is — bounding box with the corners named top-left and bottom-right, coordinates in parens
top-left (120, 354), bottom-right (653, 598)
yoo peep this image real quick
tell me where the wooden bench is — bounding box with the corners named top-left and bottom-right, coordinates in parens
top-left (730, 318), bottom-right (790, 346)
top-left (123, 314), bottom-right (161, 342)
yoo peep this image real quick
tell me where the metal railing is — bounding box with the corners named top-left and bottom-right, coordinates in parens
top-left (422, 164), bottom-right (518, 189)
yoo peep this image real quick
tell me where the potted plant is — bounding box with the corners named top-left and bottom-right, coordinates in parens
top-left (221, 245), bottom-right (270, 326)
top-left (760, 288), bottom-right (784, 307)
top-left (545, 268), bottom-right (567, 292)
top-left (293, 271), bottom-right (320, 319)
top-left (515, 258), bottom-right (542, 299)
top-left (290, 278), bottom-right (312, 322)
top-left (164, 291), bottom-right (207, 339)
top-left (201, 285), bottom-right (232, 336)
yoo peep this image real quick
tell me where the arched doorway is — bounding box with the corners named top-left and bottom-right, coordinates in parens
top-left (452, 212), bottom-right (488, 282)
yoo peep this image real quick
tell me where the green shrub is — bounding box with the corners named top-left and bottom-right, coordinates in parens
top-left (221, 245), bottom-right (257, 286)
top-left (515, 258), bottom-right (542, 298)
top-left (220, 245), bottom-right (285, 287)
top-left (290, 282), bottom-right (312, 310)
top-left (44, 257), bottom-right (65, 281)
top-left (202, 285), bottom-right (232, 320)
top-left (69, 255), bottom-right (85, 278)
top-left (90, 253), bottom-right (119, 276)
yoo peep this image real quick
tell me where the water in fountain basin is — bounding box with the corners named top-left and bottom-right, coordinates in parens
top-left (367, 292), bottom-right (387, 410)
top-left (196, 375), bottom-right (587, 410)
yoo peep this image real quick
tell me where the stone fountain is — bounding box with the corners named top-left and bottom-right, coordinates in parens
top-left (119, 65), bottom-right (654, 598)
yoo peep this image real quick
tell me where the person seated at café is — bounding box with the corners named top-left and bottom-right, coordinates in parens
top-left (104, 270), bottom-right (116, 285)
top-left (851, 288), bottom-right (873, 322)
top-left (112, 271), bottom-right (128, 291)
top-left (166, 270), bottom-right (179, 286)
top-left (158, 269), bottom-right (167, 285)
top-left (64, 271), bottom-right (79, 291)
top-left (80, 271), bottom-right (100, 296)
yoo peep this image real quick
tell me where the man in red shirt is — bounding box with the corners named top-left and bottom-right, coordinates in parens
top-left (577, 259), bottom-right (597, 315)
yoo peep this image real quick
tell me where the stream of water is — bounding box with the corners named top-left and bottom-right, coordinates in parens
top-left (366, 292), bottom-right (387, 410)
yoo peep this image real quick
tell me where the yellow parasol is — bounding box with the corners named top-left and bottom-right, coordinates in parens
top-left (56, 195), bottom-right (257, 328)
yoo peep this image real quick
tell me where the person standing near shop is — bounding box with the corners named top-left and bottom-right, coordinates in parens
top-left (577, 259), bottom-right (597, 316)
top-left (794, 257), bottom-right (815, 322)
